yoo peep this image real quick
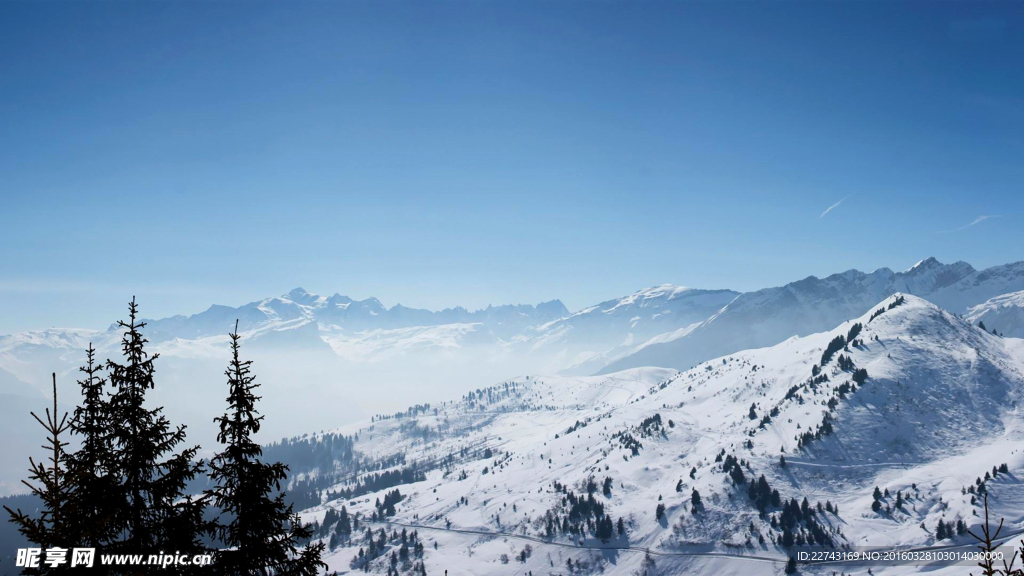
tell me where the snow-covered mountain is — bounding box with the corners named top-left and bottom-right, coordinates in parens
top-left (4, 258), bottom-right (1024, 499)
top-left (289, 294), bottom-right (1024, 575)
top-left (139, 287), bottom-right (569, 343)
top-left (0, 291), bottom-right (576, 495)
top-left (518, 285), bottom-right (740, 374)
top-left (5, 285), bottom-right (1024, 573)
top-left (3, 258), bottom-right (1022, 392)
top-left (602, 258), bottom-right (1024, 373)
top-left (967, 290), bottom-right (1024, 338)
top-left (0, 290), bottom-right (571, 411)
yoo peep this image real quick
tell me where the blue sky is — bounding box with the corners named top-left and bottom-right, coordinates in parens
top-left (1, 1), bottom-right (1022, 333)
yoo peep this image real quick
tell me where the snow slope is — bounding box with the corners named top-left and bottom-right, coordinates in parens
top-left (291, 295), bottom-right (1024, 575)
top-left (521, 285), bottom-right (740, 375)
top-left (4, 258), bottom-right (1024, 501)
top-left (967, 290), bottom-right (1024, 338)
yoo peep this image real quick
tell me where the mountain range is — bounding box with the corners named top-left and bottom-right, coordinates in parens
top-left (296, 294), bottom-right (1024, 574)
top-left (2, 257), bottom-right (1024, 399)
top-left (2, 256), bottom-right (1024, 499)
top-left (13, 257), bottom-right (1024, 380)
top-left (600, 257), bottom-right (1024, 373)
top-left (4, 261), bottom-right (1024, 574)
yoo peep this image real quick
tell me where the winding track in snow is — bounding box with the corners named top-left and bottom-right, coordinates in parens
top-left (370, 519), bottom-right (785, 564)
top-left (369, 519), bottom-right (1024, 569)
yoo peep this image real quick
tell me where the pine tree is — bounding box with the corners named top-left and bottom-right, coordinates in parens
top-left (596, 516), bottom-right (613, 542)
top-left (67, 344), bottom-right (118, 550)
top-left (730, 464), bottom-right (746, 485)
top-left (4, 374), bottom-right (77, 575)
top-left (104, 298), bottom-right (208, 561)
top-left (336, 506), bottom-right (352, 542)
top-left (207, 321), bottom-right (326, 575)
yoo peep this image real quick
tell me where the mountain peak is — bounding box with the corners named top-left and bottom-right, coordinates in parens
top-left (906, 256), bottom-right (940, 272)
top-left (327, 293), bottom-right (353, 304)
top-left (284, 287), bottom-right (315, 299)
top-left (641, 283), bottom-right (691, 296)
top-left (536, 299), bottom-right (569, 318)
top-left (902, 256), bottom-right (975, 276)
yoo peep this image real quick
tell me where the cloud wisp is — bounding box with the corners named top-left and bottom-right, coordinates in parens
top-left (937, 214), bottom-right (1002, 234)
top-left (820, 195), bottom-right (850, 218)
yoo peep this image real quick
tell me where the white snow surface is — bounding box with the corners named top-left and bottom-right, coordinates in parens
top-left (967, 290), bottom-right (1024, 339)
top-left (294, 295), bottom-right (1024, 575)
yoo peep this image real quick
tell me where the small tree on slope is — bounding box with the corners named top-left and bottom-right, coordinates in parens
top-left (4, 374), bottom-right (77, 575)
top-left (206, 321), bottom-right (326, 575)
top-left (966, 493), bottom-right (1024, 576)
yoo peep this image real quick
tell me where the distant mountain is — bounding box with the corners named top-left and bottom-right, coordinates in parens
top-left (519, 284), bottom-right (740, 373)
top-left (3, 257), bottom-right (1024, 393)
top-left (2, 256), bottom-right (1024, 475)
top-left (967, 290), bottom-right (1024, 338)
top-left (602, 258), bottom-right (1024, 373)
top-left (140, 287), bottom-right (570, 342)
top-left (0, 291), bottom-right (577, 484)
top-left (295, 294), bottom-right (1024, 574)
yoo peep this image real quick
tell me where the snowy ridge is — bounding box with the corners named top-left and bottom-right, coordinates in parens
top-left (602, 258), bottom-right (1024, 374)
top-left (967, 290), bottom-right (1024, 338)
top-left (294, 295), bottom-right (1024, 575)
top-left (2, 258), bottom-right (1023, 389)
top-left (525, 285), bottom-right (740, 375)
top-left (141, 288), bottom-right (569, 342)
top-left (4, 259), bottom-right (1024, 505)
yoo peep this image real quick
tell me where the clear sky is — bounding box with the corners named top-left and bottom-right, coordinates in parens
top-left (1, 1), bottom-right (1022, 333)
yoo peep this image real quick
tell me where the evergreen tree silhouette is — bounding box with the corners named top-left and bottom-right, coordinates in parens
top-left (206, 321), bottom-right (326, 575)
top-left (67, 343), bottom-right (119, 551)
top-left (105, 298), bottom-right (208, 566)
top-left (3, 374), bottom-right (76, 575)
